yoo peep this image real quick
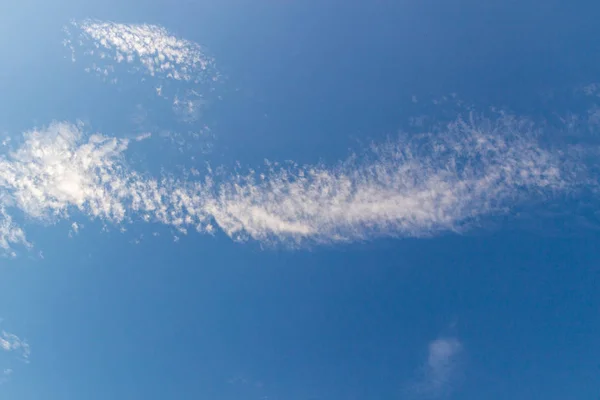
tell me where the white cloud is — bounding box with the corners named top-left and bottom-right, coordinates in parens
top-left (65, 19), bottom-right (217, 84)
top-left (69, 221), bottom-right (83, 238)
top-left (64, 19), bottom-right (220, 150)
top-left (0, 111), bottom-right (594, 255)
top-left (0, 329), bottom-right (30, 385)
top-left (412, 337), bottom-right (463, 398)
top-left (0, 208), bottom-right (30, 257)
top-left (0, 122), bottom-right (131, 223)
top-left (581, 83), bottom-right (600, 97)
top-left (0, 331), bottom-right (30, 362)
top-left (208, 113), bottom-right (568, 244)
top-left (134, 132), bottom-right (152, 142)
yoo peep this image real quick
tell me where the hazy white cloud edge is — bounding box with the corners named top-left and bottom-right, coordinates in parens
top-left (411, 337), bottom-right (463, 398)
top-left (0, 110), bottom-right (594, 255)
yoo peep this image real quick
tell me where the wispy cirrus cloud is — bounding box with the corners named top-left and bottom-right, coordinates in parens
top-left (0, 107), bottom-right (596, 255)
top-left (64, 19), bottom-right (220, 150)
top-left (1, 369), bottom-right (12, 385)
top-left (0, 328), bottom-right (30, 385)
top-left (209, 114), bottom-right (569, 243)
top-left (64, 19), bottom-right (218, 84)
top-left (0, 331), bottom-right (30, 362)
top-left (0, 208), bottom-right (30, 258)
top-left (410, 337), bottom-right (463, 398)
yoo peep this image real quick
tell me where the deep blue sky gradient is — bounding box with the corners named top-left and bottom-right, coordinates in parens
top-left (1, 1), bottom-right (599, 399)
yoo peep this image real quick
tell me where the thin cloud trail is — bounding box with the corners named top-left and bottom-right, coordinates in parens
top-left (0, 111), bottom-right (594, 254)
top-left (207, 113), bottom-right (571, 244)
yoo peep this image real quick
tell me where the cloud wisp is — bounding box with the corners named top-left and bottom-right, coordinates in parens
top-left (64, 19), bottom-right (218, 84)
top-left (411, 337), bottom-right (463, 398)
top-left (0, 331), bottom-right (30, 362)
top-left (0, 110), bottom-right (596, 255)
top-left (64, 19), bottom-right (220, 125)
top-left (0, 208), bottom-right (30, 258)
top-left (0, 329), bottom-right (30, 385)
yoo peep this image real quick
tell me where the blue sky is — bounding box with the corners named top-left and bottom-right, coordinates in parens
top-left (1, 1), bottom-right (600, 399)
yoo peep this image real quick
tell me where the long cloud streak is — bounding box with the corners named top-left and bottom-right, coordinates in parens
top-left (0, 112), bottom-right (594, 254)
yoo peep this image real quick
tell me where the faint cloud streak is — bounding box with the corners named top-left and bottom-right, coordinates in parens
top-left (412, 337), bottom-right (463, 398)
